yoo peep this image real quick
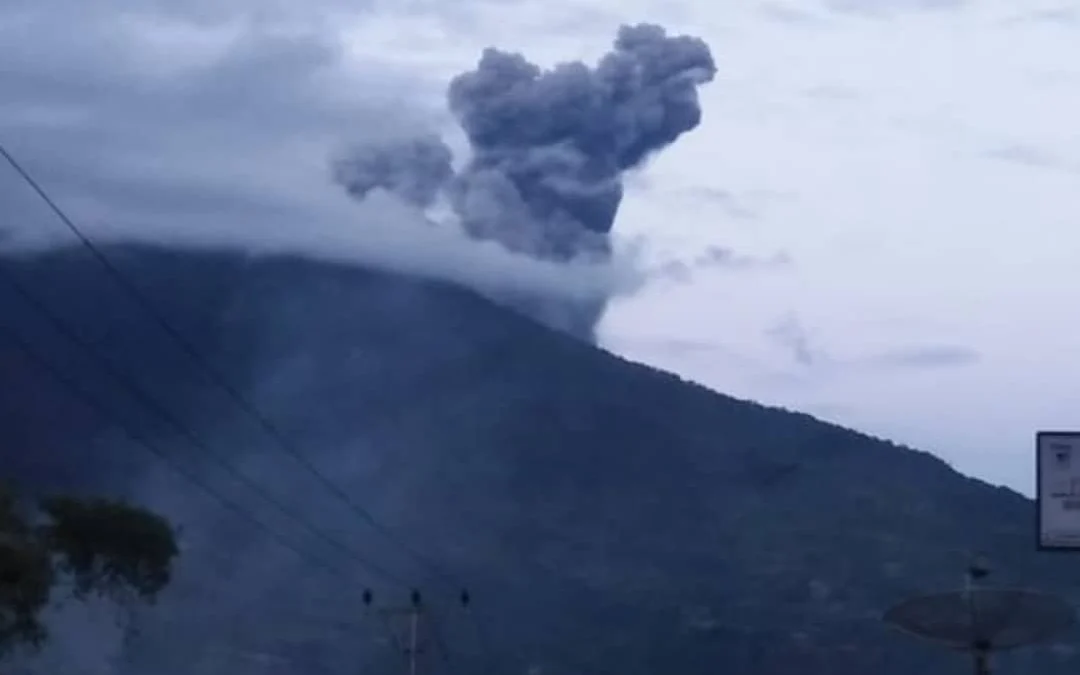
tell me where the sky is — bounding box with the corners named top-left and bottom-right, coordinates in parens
top-left (1, 0), bottom-right (1078, 494)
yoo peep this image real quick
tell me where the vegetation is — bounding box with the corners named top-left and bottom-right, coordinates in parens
top-left (0, 485), bottom-right (178, 657)
top-left (0, 246), bottom-right (1069, 675)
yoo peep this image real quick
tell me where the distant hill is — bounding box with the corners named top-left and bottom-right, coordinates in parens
top-left (1, 244), bottom-right (1076, 675)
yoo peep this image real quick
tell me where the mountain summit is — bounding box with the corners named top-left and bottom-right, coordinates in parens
top-left (1, 244), bottom-right (1076, 675)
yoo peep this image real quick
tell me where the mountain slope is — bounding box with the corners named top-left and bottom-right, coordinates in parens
top-left (0, 244), bottom-right (1075, 675)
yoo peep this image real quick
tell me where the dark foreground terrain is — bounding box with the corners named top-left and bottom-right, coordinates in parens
top-left (0, 244), bottom-right (1076, 675)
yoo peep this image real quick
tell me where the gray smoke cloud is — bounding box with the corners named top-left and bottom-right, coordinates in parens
top-left (330, 135), bottom-right (454, 208)
top-left (332, 23), bottom-right (716, 337)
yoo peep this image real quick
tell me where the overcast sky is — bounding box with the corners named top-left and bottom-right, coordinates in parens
top-left (2, 0), bottom-right (1078, 494)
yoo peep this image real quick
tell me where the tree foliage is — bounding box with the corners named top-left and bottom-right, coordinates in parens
top-left (0, 486), bottom-right (179, 657)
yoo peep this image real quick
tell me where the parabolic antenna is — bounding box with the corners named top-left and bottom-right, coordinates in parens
top-left (884, 588), bottom-right (1075, 652)
top-left (884, 587), bottom-right (1075, 675)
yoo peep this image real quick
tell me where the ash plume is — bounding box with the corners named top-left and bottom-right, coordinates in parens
top-left (330, 135), bottom-right (453, 208)
top-left (333, 23), bottom-right (716, 338)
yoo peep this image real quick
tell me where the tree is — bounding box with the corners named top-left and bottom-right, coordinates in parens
top-left (0, 485), bottom-right (179, 657)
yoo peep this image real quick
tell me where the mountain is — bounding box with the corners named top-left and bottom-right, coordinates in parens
top-left (1, 243), bottom-right (1077, 675)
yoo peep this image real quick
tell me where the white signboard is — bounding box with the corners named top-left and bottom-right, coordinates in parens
top-left (1037, 431), bottom-right (1080, 549)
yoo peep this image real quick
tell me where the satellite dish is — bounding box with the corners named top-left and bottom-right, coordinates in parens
top-left (885, 588), bottom-right (1075, 652)
top-left (884, 588), bottom-right (1075, 675)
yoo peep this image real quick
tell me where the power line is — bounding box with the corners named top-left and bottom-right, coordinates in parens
top-left (0, 317), bottom-right (364, 588)
top-left (0, 141), bottom-right (464, 592)
top-left (426, 607), bottom-right (459, 675)
top-left (0, 140), bottom-right (620, 612)
top-left (1, 144), bottom-right (639, 675)
top-left (0, 262), bottom-right (409, 588)
top-left (461, 604), bottom-right (502, 675)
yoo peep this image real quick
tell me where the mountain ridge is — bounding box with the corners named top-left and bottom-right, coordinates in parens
top-left (0, 243), bottom-right (1073, 675)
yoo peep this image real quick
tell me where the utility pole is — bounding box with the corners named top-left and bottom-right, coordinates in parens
top-left (963, 557), bottom-right (991, 675)
top-left (363, 588), bottom-right (470, 675)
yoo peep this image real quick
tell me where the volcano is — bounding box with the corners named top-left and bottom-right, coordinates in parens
top-left (1, 244), bottom-right (1077, 675)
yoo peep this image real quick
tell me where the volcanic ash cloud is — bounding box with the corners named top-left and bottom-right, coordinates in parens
top-left (332, 23), bottom-right (717, 339)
